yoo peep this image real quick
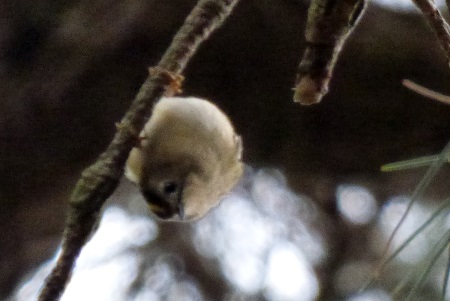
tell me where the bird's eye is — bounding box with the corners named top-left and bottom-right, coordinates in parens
top-left (163, 181), bottom-right (178, 195)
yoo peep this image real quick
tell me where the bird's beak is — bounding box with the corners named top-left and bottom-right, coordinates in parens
top-left (177, 202), bottom-right (185, 220)
top-left (177, 182), bottom-right (185, 220)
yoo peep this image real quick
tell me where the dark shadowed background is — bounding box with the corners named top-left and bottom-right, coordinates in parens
top-left (2, 0), bottom-right (450, 300)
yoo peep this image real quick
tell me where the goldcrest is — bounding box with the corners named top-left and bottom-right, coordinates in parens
top-left (125, 96), bottom-right (243, 221)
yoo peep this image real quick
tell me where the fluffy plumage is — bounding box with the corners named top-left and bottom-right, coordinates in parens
top-left (125, 97), bottom-right (243, 221)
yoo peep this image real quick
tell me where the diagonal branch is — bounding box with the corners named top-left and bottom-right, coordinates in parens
top-left (293, 0), bottom-right (366, 105)
top-left (412, 0), bottom-right (450, 64)
top-left (37, 1), bottom-right (241, 300)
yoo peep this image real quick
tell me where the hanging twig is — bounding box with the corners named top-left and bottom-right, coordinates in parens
top-left (37, 1), bottom-right (240, 300)
top-left (411, 0), bottom-right (450, 65)
top-left (293, 0), bottom-right (366, 105)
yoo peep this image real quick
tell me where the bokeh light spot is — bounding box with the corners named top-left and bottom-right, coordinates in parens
top-left (337, 185), bottom-right (377, 225)
top-left (264, 243), bottom-right (319, 301)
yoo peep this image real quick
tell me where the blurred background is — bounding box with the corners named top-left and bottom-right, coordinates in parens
top-left (2, 0), bottom-right (450, 300)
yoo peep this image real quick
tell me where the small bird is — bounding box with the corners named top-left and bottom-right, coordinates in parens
top-left (125, 96), bottom-right (243, 221)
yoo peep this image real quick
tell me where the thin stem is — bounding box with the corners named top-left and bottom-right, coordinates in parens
top-left (385, 198), bottom-right (450, 267)
top-left (37, 1), bottom-right (241, 301)
top-left (404, 229), bottom-right (450, 301)
top-left (362, 197), bottom-right (450, 291)
top-left (391, 231), bottom-right (448, 298)
top-left (403, 79), bottom-right (450, 105)
top-left (381, 154), bottom-right (443, 172)
top-left (442, 242), bottom-right (450, 300)
top-left (371, 141), bottom-right (450, 288)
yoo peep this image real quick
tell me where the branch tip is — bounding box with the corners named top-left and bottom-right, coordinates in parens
top-left (293, 76), bottom-right (328, 105)
top-left (294, 0), bottom-right (366, 104)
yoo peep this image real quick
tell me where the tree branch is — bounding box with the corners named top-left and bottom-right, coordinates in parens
top-left (293, 0), bottom-right (366, 105)
top-left (412, 0), bottom-right (450, 64)
top-left (37, 1), bottom-right (240, 300)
